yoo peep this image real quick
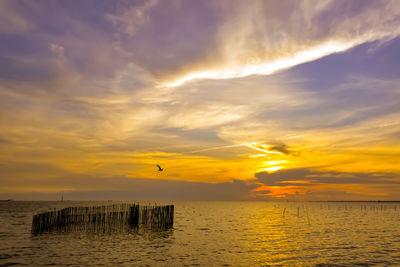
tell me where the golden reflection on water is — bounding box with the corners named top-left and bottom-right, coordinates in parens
top-left (242, 206), bottom-right (291, 265)
top-left (236, 202), bottom-right (400, 266)
top-left (176, 202), bottom-right (400, 266)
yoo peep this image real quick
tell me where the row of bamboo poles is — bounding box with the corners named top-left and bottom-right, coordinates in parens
top-left (31, 204), bottom-right (174, 235)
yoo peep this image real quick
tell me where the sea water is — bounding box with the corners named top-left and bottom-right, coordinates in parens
top-left (1, 201), bottom-right (400, 266)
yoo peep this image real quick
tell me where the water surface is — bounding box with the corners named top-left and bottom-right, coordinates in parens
top-left (1, 201), bottom-right (400, 266)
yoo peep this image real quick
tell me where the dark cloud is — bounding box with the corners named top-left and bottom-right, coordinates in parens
top-left (255, 168), bottom-right (400, 187)
top-left (254, 190), bottom-right (271, 195)
top-left (268, 143), bottom-right (291, 155)
top-left (1, 167), bottom-right (258, 201)
top-left (0, 137), bottom-right (10, 144)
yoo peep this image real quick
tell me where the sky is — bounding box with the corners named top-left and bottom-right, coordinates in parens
top-left (1, 0), bottom-right (400, 201)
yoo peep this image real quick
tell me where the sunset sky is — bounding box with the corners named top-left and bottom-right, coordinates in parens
top-left (1, 0), bottom-right (400, 201)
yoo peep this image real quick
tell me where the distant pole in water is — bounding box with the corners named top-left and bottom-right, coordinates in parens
top-left (156, 164), bottom-right (164, 171)
top-left (282, 208), bottom-right (286, 218)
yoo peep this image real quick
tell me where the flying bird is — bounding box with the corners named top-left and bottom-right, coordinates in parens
top-left (156, 164), bottom-right (164, 171)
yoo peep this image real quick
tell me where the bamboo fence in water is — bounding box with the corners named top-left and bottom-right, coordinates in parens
top-left (31, 204), bottom-right (174, 235)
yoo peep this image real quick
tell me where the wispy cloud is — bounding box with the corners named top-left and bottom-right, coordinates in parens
top-left (158, 0), bottom-right (400, 86)
top-left (0, 1), bottom-right (35, 34)
top-left (105, 0), bottom-right (159, 37)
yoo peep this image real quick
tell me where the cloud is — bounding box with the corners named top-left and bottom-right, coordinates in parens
top-left (1, 0), bottom-right (400, 201)
top-left (253, 167), bottom-right (400, 200)
top-left (152, 0), bottom-right (400, 86)
top-left (267, 144), bottom-right (292, 155)
top-left (0, 173), bottom-right (259, 201)
top-left (255, 168), bottom-right (400, 187)
top-left (49, 43), bottom-right (65, 59)
top-left (166, 102), bottom-right (250, 130)
top-left (0, 1), bottom-right (35, 34)
top-left (106, 0), bottom-right (159, 37)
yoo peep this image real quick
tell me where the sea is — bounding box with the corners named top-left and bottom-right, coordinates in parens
top-left (1, 201), bottom-right (400, 266)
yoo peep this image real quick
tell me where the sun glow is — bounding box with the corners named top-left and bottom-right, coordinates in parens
top-left (243, 142), bottom-right (283, 155)
top-left (243, 142), bottom-right (289, 173)
top-left (249, 154), bottom-right (268, 158)
top-left (261, 166), bottom-right (283, 172)
top-left (264, 160), bottom-right (287, 165)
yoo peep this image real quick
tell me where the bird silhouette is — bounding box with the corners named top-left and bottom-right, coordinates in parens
top-left (156, 164), bottom-right (164, 171)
